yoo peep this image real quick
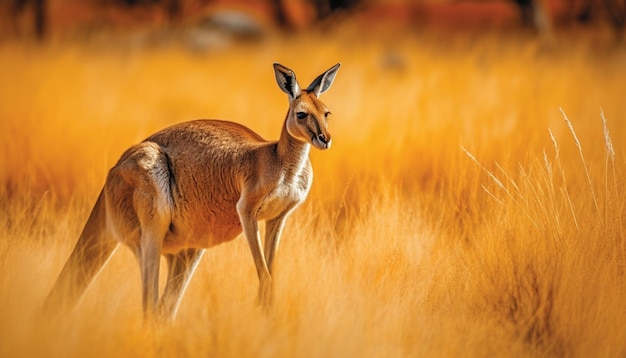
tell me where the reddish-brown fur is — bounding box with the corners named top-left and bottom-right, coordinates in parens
top-left (46, 63), bottom-right (340, 320)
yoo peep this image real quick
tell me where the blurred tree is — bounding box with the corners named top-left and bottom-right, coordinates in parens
top-left (270, 0), bottom-right (289, 27)
top-left (566, 0), bottom-right (625, 38)
top-left (166, 0), bottom-right (182, 21)
top-left (604, 0), bottom-right (626, 33)
top-left (272, 0), bottom-right (361, 29)
top-left (514, 0), bottom-right (534, 26)
top-left (98, 0), bottom-right (184, 22)
top-left (10, 0), bottom-right (47, 40)
top-left (513, 0), bottom-right (551, 33)
top-left (313, 0), bottom-right (360, 18)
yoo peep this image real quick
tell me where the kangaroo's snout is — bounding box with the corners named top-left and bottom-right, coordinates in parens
top-left (312, 132), bottom-right (331, 150)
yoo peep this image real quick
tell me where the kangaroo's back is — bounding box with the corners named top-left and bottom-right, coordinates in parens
top-left (145, 119), bottom-right (270, 192)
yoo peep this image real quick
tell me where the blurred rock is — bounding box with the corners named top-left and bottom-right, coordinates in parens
top-left (184, 9), bottom-right (265, 51)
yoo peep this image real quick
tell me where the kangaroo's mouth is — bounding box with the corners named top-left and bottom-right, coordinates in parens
top-left (311, 132), bottom-right (331, 150)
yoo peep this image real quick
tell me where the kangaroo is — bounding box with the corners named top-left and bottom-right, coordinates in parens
top-left (46, 63), bottom-right (340, 320)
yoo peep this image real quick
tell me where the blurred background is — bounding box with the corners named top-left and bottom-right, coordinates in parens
top-left (2, 0), bottom-right (625, 44)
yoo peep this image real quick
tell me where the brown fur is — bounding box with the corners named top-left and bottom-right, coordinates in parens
top-left (46, 63), bottom-right (340, 320)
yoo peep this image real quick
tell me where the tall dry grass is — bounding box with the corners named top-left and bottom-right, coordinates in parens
top-left (1, 30), bottom-right (626, 357)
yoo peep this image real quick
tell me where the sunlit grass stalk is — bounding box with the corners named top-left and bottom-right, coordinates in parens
top-left (332, 171), bottom-right (358, 230)
top-left (600, 109), bottom-right (625, 274)
top-left (495, 162), bottom-right (527, 206)
top-left (462, 145), bottom-right (541, 230)
top-left (541, 149), bottom-right (563, 232)
top-left (481, 184), bottom-right (506, 206)
top-left (560, 108), bottom-right (601, 222)
top-left (600, 109), bottom-right (617, 227)
top-left (548, 129), bottom-right (579, 230)
top-left (517, 163), bottom-right (554, 235)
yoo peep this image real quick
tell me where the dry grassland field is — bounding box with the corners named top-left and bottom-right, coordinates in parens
top-left (1, 27), bottom-right (626, 357)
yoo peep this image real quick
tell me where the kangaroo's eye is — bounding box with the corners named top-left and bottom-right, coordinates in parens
top-left (324, 112), bottom-right (331, 119)
top-left (296, 112), bottom-right (307, 120)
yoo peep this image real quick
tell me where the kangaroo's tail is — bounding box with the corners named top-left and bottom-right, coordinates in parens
top-left (45, 190), bottom-right (118, 312)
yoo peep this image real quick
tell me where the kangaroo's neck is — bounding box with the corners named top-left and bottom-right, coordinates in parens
top-left (277, 118), bottom-right (311, 177)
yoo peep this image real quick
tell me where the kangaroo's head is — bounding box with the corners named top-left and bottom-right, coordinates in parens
top-left (273, 63), bottom-right (340, 150)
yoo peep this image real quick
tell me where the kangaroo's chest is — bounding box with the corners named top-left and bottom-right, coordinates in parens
top-left (257, 169), bottom-right (312, 220)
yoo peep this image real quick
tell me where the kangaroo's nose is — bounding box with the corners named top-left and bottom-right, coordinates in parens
top-left (315, 132), bottom-right (331, 149)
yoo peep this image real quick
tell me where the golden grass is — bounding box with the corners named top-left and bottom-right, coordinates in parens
top-left (1, 30), bottom-right (626, 357)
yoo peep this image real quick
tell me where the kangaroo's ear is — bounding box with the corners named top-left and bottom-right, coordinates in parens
top-left (306, 63), bottom-right (341, 97)
top-left (273, 63), bottom-right (301, 100)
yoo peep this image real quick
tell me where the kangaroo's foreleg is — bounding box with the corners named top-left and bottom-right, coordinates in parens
top-left (264, 212), bottom-right (290, 276)
top-left (237, 193), bottom-right (273, 308)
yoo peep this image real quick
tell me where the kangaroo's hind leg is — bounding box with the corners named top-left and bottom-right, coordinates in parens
top-left (131, 172), bottom-right (173, 319)
top-left (108, 141), bottom-right (176, 319)
top-left (157, 248), bottom-right (206, 321)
